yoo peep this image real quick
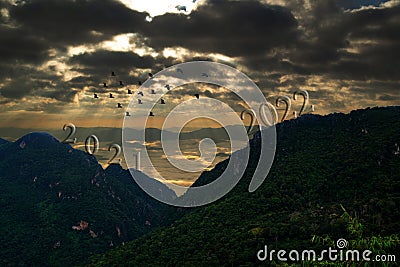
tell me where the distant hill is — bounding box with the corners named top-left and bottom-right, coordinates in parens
top-left (0, 137), bottom-right (10, 145)
top-left (85, 106), bottom-right (400, 267)
top-left (0, 124), bottom-right (253, 148)
top-left (15, 131), bottom-right (60, 148)
top-left (0, 132), bottom-right (175, 266)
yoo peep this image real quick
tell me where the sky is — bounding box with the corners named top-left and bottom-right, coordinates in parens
top-left (0, 0), bottom-right (399, 130)
top-left (0, 0), bottom-right (399, 189)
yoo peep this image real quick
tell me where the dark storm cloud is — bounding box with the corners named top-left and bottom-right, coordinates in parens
top-left (349, 80), bottom-right (400, 95)
top-left (1, 79), bottom-right (35, 99)
top-left (240, 54), bottom-right (310, 76)
top-left (275, 1), bottom-right (400, 81)
top-left (0, 25), bottom-right (50, 64)
top-left (0, 63), bottom-right (78, 102)
top-left (144, 0), bottom-right (299, 57)
top-left (0, 0), bottom-right (152, 81)
top-left (1, 0), bottom-right (399, 109)
top-left (68, 50), bottom-right (177, 89)
top-left (9, 0), bottom-right (148, 46)
top-left (378, 94), bottom-right (400, 101)
top-left (288, 1), bottom-right (349, 67)
top-left (329, 46), bottom-right (400, 80)
top-left (0, 64), bottom-right (48, 99)
top-left (6, 0), bottom-right (398, 83)
top-left (0, 0), bottom-right (150, 103)
top-left (336, 0), bottom-right (390, 9)
top-left (170, 86), bottom-right (230, 101)
top-left (69, 50), bottom-right (158, 69)
top-left (338, 8), bottom-right (399, 80)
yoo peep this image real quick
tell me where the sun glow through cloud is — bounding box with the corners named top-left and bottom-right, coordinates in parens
top-left (118, 0), bottom-right (201, 17)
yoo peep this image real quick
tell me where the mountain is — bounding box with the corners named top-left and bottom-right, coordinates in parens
top-left (104, 164), bottom-right (176, 206)
top-left (85, 106), bottom-right (400, 266)
top-left (15, 131), bottom-right (60, 148)
top-left (0, 132), bottom-right (176, 267)
top-left (0, 137), bottom-right (10, 145)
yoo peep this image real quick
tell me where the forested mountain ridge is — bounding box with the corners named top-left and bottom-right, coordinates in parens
top-left (85, 106), bottom-right (400, 267)
top-left (0, 132), bottom-right (175, 266)
top-left (0, 137), bottom-right (10, 145)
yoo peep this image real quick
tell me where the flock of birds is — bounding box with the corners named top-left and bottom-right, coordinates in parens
top-left (93, 70), bottom-right (314, 122)
top-left (93, 71), bottom-right (201, 118)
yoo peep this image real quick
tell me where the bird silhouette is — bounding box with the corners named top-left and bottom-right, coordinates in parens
top-left (119, 81), bottom-right (124, 86)
top-left (394, 143), bottom-right (400, 155)
top-left (176, 5), bottom-right (187, 12)
top-left (151, 89), bottom-right (156, 94)
top-left (138, 99), bottom-right (143, 104)
top-left (194, 94), bottom-right (200, 99)
top-left (109, 93), bottom-right (114, 98)
top-left (138, 91), bottom-right (144, 96)
top-left (94, 93), bottom-right (99, 99)
top-left (165, 84), bottom-right (170, 90)
top-left (128, 89), bottom-right (133, 94)
top-left (117, 103), bottom-right (122, 108)
top-left (111, 71), bottom-right (116, 76)
top-left (103, 83), bottom-right (108, 88)
top-left (148, 73), bottom-right (153, 78)
top-left (149, 112), bottom-right (154, 117)
top-left (126, 112), bottom-right (131, 116)
top-left (160, 99), bottom-right (166, 104)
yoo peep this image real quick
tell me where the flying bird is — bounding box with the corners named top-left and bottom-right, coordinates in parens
top-left (165, 84), bottom-right (171, 90)
top-left (394, 143), bottom-right (400, 155)
top-left (117, 103), bottom-right (122, 108)
top-left (176, 5), bottom-right (187, 12)
top-left (194, 93), bottom-right (200, 99)
top-left (138, 99), bottom-right (143, 104)
top-left (160, 99), bottom-right (166, 104)
top-left (109, 93), bottom-right (114, 98)
top-left (149, 112), bottom-right (154, 117)
top-left (94, 93), bottom-right (99, 99)
top-left (138, 91), bottom-right (144, 96)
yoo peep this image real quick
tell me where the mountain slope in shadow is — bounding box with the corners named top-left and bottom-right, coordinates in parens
top-left (85, 106), bottom-right (400, 267)
top-left (0, 132), bottom-right (176, 267)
